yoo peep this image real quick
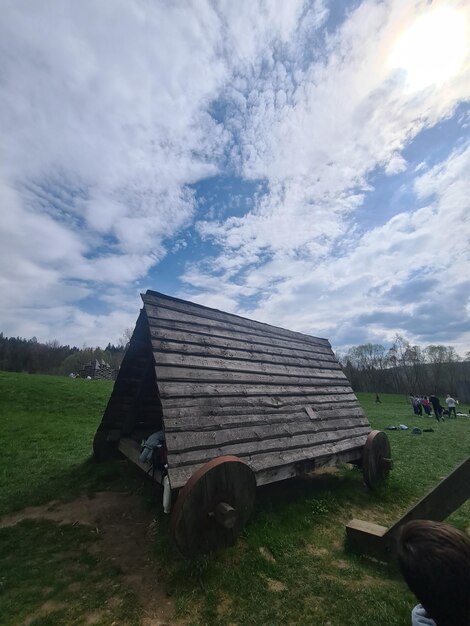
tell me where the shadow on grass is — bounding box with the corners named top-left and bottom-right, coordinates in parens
top-left (1, 455), bottom-right (160, 517)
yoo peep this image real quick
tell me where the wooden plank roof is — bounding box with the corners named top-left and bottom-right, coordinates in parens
top-left (142, 290), bottom-right (370, 488)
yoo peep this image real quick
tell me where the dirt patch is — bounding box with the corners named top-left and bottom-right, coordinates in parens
top-left (360, 574), bottom-right (388, 588)
top-left (1, 492), bottom-right (177, 625)
top-left (323, 572), bottom-right (388, 591)
top-left (312, 466), bottom-right (340, 476)
top-left (332, 559), bottom-right (350, 570)
top-left (217, 592), bottom-right (233, 617)
top-left (305, 545), bottom-right (328, 558)
top-left (298, 466), bottom-right (340, 480)
top-left (265, 578), bottom-right (287, 592)
top-left (84, 610), bottom-right (105, 625)
top-left (259, 546), bottom-right (276, 563)
top-left (23, 600), bottom-right (67, 625)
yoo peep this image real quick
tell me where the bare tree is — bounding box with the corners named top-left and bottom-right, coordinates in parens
top-left (119, 327), bottom-right (134, 350)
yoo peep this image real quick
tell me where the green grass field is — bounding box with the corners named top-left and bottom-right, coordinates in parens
top-left (0, 370), bottom-right (469, 625)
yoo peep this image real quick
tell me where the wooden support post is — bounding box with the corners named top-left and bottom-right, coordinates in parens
top-left (346, 456), bottom-right (470, 557)
top-left (118, 437), bottom-right (163, 483)
top-left (345, 519), bottom-right (389, 556)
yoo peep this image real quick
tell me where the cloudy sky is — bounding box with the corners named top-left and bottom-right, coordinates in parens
top-left (1, 0), bottom-right (469, 352)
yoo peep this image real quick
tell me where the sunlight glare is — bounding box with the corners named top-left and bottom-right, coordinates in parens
top-left (390, 6), bottom-right (468, 90)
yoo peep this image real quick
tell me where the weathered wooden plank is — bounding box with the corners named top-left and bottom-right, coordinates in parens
top-left (167, 426), bottom-right (370, 467)
top-left (166, 418), bottom-right (370, 453)
top-left (345, 520), bottom-right (388, 556)
top-left (386, 456), bottom-right (470, 537)
top-left (256, 448), bottom-right (363, 486)
top-left (346, 457), bottom-right (470, 557)
top-left (150, 331), bottom-right (338, 365)
top-left (145, 309), bottom-right (334, 356)
top-left (161, 393), bottom-right (359, 411)
top-left (155, 365), bottom-right (348, 387)
top-left (153, 353), bottom-right (345, 379)
top-left (245, 434), bottom-right (368, 472)
top-left (143, 292), bottom-right (329, 347)
top-left (168, 435), bottom-right (367, 488)
top-left (164, 408), bottom-right (367, 433)
top-left (152, 344), bottom-right (339, 373)
top-left (157, 381), bottom-right (351, 399)
top-left (162, 401), bottom-right (362, 421)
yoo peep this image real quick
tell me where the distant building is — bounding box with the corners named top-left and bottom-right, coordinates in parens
top-left (79, 359), bottom-right (116, 380)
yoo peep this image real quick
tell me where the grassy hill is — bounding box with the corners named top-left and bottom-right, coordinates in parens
top-left (0, 370), bottom-right (469, 625)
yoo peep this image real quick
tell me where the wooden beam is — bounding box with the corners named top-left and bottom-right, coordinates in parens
top-left (386, 456), bottom-right (470, 536)
top-left (345, 520), bottom-right (389, 556)
top-left (346, 456), bottom-right (470, 557)
top-left (118, 438), bottom-right (163, 484)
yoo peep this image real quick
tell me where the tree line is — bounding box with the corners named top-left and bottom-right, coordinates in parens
top-left (337, 335), bottom-right (470, 396)
top-left (1, 331), bottom-right (468, 396)
top-left (0, 333), bottom-right (126, 376)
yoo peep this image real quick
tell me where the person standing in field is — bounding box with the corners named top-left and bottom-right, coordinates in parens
top-left (445, 395), bottom-right (457, 418)
top-left (421, 396), bottom-right (431, 416)
top-left (414, 396), bottom-right (423, 416)
top-left (429, 394), bottom-right (442, 422)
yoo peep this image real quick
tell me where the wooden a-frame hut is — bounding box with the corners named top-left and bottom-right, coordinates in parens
top-left (94, 290), bottom-right (373, 489)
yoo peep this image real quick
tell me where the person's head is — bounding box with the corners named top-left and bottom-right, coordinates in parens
top-left (397, 520), bottom-right (470, 626)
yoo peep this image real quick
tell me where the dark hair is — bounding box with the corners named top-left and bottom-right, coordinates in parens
top-left (397, 520), bottom-right (470, 626)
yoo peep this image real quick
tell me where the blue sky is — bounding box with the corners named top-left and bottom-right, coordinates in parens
top-left (1, 0), bottom-right (469, 354)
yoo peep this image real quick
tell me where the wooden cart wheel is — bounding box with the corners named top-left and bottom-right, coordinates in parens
top-left (363, 430), bottom-right (392, 489)
top-left (170, 456), bottom-right (256, 557)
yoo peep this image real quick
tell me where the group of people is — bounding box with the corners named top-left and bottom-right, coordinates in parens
top-left (409, 394), bottom-right (458, 421)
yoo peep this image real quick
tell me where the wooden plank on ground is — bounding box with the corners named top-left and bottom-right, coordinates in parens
top-left (346, 456), bottom-right (470, 557)
top-left (386, 456), bottom-right (470, 537)
top-left (345, 520), bottom-right (388, 556)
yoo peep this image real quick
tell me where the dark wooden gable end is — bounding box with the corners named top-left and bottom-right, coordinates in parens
top-left (143, 291), bottom-right (371, 488)
top-left (96, 290), bottom-right (370, 488)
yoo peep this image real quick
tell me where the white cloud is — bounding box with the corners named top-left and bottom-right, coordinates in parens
top-left (385, 153), bottom-right (408, 175)
top-left (221, 142), bottom-right (470, 353)
top-left (184, 0), bottom-right (470, 352)
top-left (0, 0), bottom-right (310, 344)
top-left (1, 0), bottom-right (469, 352)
